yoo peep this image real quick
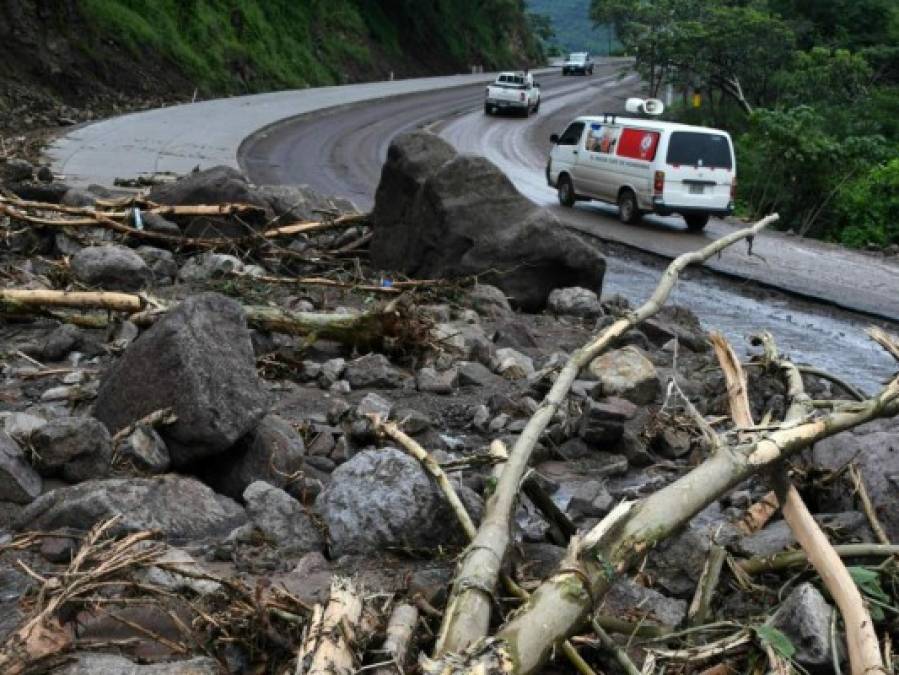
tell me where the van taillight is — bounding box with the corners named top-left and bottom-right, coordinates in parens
top-left (653, 171), bottom-right (665, 195)
top-left (730, 177), bottom-right (737, 200)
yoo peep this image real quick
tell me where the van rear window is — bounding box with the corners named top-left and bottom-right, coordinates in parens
top-left (666, 132), bottom-right (732, 169)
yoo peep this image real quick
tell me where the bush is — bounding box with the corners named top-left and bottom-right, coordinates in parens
top-left (833, 159), bottom-right (899, 247)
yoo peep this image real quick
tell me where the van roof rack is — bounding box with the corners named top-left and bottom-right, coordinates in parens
top-left (602, 113), bottom-right (618, 124)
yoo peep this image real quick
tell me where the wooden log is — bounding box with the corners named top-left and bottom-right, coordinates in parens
top-left (296, 577), bottom-right (363, 675)
top-left (0, 288), bottom-right (145, 313)
top-left (374, 604), bottom-right (419, 675)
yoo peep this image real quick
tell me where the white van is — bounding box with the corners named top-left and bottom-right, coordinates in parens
top-left (546, 114), bottom-right (736, 231)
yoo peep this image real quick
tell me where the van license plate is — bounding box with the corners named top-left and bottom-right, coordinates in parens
top-left (689, 184), bottom-right (704, 194)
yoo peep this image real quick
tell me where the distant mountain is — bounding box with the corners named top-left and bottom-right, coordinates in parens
top-left (526, 0), bottom-right (617, 56)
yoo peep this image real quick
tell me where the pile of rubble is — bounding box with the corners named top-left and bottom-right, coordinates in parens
top-left (0, 134), bottom-right (897, 674)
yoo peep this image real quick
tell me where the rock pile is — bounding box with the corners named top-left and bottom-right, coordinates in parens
top-left (0, 156), bottom-right (895, 674)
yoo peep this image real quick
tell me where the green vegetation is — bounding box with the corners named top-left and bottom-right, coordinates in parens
top-left (591, 0), bottom-right (899, 248)
top-left (79, 0), bottom-right (543, 93)
top-left (527, 0), bottom-right (618, 56)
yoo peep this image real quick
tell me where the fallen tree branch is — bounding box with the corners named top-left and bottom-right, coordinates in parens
top-left (752, 331), bottom-right (885, 675)
top-left (423, 374), bottom-right (898, 674)
top-left (736, 543), bottom-right (899, 575)
top-left (374, 603), bottom-right (419, 675)
top-left (0, 288), bottom-right (146, 313)
top-left (868, 326), bottom-right (899, 363)
top-left (431, 214), bottom-right (780, 658)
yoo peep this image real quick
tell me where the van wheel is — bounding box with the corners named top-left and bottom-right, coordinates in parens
top-left (684, 214), bottom-right (710, 231)
top-left (558, 176), bottom-right (575, 207)
top-left (484, 103), bottom-right (492, 115)
top-left (618, 190), bottom-right (640, 224)
top-left (533, 100), bottom-right (540, 114)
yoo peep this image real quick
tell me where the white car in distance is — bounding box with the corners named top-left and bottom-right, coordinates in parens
top-left (485, 72), bottom-right (541, 117)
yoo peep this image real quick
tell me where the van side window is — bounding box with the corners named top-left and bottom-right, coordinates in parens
top-left (558, 122), bottom-right (585, 146)
top-left (666, 132), bottom-right (732, 169)
top-left (617, 128), bottom-right (660, 161)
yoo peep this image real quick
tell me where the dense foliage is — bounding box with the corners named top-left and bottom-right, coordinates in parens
top-left (526, 0), bottom-right (618, 56)
top-left (591, 0), bottom-right (899, 247)
top-left (80, 0), bottom-right (544, 92)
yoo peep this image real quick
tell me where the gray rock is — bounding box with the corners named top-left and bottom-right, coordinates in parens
top-left (70, 244), bottom-right (153, 291)
top-left (94, 293), bottom-right (269, 466)
top-left (457, 361), bottom-right (503, 388)
top-left (417, 367), bottom-right (456, 394)
top-left (1, 158), bottom-right (34, 183)
top-left (204, 414), bottom-right (305, 500)
top-left (0, 412), bottom-right (47, 442)
top-left (432, 322), bottom-right (495, 363)
top-left (344, 353), bottom-right (406, 389)
top-left (603, 577), bottom-right (687, 628)
top-left (36, 165), bottom-right (53, 182)
top-left (115, 426), bottom-right (171, 474)
top-left (244, 481), bottom-right (323, 553)
top-left (642, 305), bottom-right (709, 352)
top-left (472, 404), bottom-right (490, 431)
top-left (53, 653), bottom-right (220, 674)
top-left (0, 431), bottom-right (42, 503)
top-left (768, 583), bottom-right (835, 670)
top-left (149, 165), bottom-right (268, 211)
top-left (578, 397), bottom-right (637, 445)
top-left (316, 448), bottom-right (479, 555)
top-left (357, 392), bottom-right (392, 420)
top-left (135, 245), bottom-right (179, 281)
top-left (136, 546), bottom-right (222, 596)
top-left (23, 323), bottom-right (82, 361)
top-left (30, 416), bottom-right (113, 483)
top-left (256, 184), bottom-right (356, 222)
top-left (394, 408), bottom-right (432, 434)
top-left (495, 347), bottom-right (534, 379)
top-left (319, 357), bottom-right (347, 387)
top-left (566, 480), bottom-right (614, 520)
top-left (735, 512), bottom-right (871, 558)
top-left (177, 252), bottom-right (244, 282)
top-left (142, 211), bottom-right (182, 236)
top-left (588, 347), bottom-right (660, 405)
top-left (0, 566), bottom-right (30, 643)
top-left (61, 187), bottom-right (98, 207)
top-left (16, 475), bottom-right (246, 542)
top-left (493, 318), bottom-right (538, 349)
top-left (547, 287), bottom-right (603, 319)
top-left (467, 284), bottom-right (512, 318)
top-left (812, 427), bottom-right (899, 542)
top-left (370, 131), bottom-right (606, 311)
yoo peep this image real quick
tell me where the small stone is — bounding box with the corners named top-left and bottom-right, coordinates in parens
top-left (472, 405), bottom-right (490, 431)
top-left (39, 535), bottom-right (77, 563)
top-left (344, 353), bottom-right (406, 389)
top-left (495, 348), bottom-right (534, 380)
top-left (357, 392), bottom-right (392, 420)
top-left (457, 361), bottom-right (502, 388)
top-left (300, 360), bottom-right (322, 381)
top-left (394, 408), bottom-right (432, 434)
top-left (578, 397), bottom-right (637, 445)
top-left (36, 165), bottom-right (54, 182)
top-left (547, 287), bottom-right (603, 318)
top-left (0, 431), bottom-right (42, 504)
top-left (305, 455), bottom-right (336, 473)
top-left (308, 431), bottom-right (336, 457)
top-left (177, 252), bottom-right (245, 282)
top-left (587, 346), bottom-right (660, 405)
top-left (329, 380), bottom-right (351, 395)
top-left (467, 284), bottom-right (512, 318)
top-left (30, 416), bottom-right (113, 483)
top-left (416, 367), bottom-right (456, 394)
top-left (566, 480), bottom-right (614, 520)
top-left (70, 245), bottom-right (153, 291)
top-left (318, 358), bottom-right (346, 387)
top-left (488, 414), bottom-right (510, 433)
top-left (768, 583), bottom-right (835, 669)
top-left (116, 426), bottom-right (171, 474)
top-left (244, 481), bottom-right (323, 554)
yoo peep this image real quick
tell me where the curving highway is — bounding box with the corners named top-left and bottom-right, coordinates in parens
top-left (47, 60), bottom-right (899, 388)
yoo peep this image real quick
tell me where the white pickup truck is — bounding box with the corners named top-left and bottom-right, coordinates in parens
top-left (484, 72), bottom-right (540, 117)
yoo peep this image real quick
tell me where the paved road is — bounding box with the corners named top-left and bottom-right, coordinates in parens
top-left (46, 68), bottom-right (556, 186)
top-left (45, 60), bottom-right (898, 387)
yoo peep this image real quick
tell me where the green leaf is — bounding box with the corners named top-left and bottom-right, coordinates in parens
top-left (755, 625), bottom-right (796, 660)
top-left (848, 566), bottom-right (891, 603)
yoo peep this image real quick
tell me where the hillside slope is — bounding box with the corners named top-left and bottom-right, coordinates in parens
top-left (0, 0), bottom-right (543, 134)
top-left (527, 0), bottom-right (617, 55)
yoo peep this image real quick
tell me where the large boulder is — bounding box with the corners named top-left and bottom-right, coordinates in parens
top-left (70, 244), bottom-right (153, 291)
top-left (316, 448), bottom-right (479, 556)
top-left (94, 293), bottom-right (269, 466)
top-left (370, 131), bottom-right (606, 312)
top-left (0, 431), bottom-right (42, 504)
top-left (15, 475), bottom-right (246, 541)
